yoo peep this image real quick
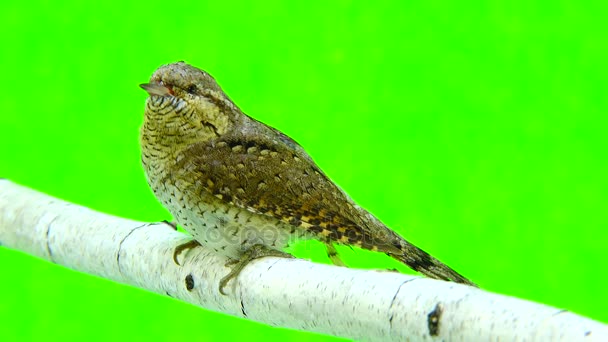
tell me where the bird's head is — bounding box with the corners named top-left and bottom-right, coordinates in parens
top-left (140, 62), bottom-right (237, 142)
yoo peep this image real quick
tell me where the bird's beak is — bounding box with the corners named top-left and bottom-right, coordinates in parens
top-left (140, 82), bottom-right (173, 96)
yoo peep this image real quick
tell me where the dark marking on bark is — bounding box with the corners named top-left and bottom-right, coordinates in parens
top-left (553, 309), bottom-right (568, 316)
top-left (267, 260), bottom-right (280, 271)
top-left (585, 331), bottom-right (591, 336)
top-left (165, 291), bottom-right (173, 298)
top-left (388, 278), bottom-right (416, 328)
top-left (162, 220), bottom-right (178, 230)
top-left (185, 274), bottom-right (195, 291)
top-left (240, 298), bottom-right (248, 317)
top-left (117, 224), bottom-right (148, 275)
top-left (45, 216), bottom-right (60, 262)
top-left (427, 303), bottom-right (444, 336)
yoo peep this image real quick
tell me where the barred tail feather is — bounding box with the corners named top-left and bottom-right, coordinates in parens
top-left (387, 241), bottom-right (477, 287)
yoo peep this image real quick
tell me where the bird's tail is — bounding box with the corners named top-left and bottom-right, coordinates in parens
top-left (387, 240), bottom-right (477, 287)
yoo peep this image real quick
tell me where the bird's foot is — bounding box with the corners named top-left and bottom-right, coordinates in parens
top-left (325, 243), bottom-right (346, 267)
top-left (219, 244), bottom-right (293, 295)
top-left (173, 240), bottom-right (201, 265)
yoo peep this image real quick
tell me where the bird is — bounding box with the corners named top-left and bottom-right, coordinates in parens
top-left (139, 61), bottom-right (476, 294)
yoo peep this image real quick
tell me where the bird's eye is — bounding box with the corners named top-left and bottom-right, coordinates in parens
top-left (186, 84), bottom-right (197, 94)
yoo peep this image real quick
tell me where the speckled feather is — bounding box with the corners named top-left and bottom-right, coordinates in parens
top-left (140, 62), bottom-right (476, 287)
top-left (175, 131), bottom-right (396, 251)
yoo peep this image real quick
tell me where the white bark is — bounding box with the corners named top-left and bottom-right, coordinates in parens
top-left (0, 179), bottom-right (606, 341)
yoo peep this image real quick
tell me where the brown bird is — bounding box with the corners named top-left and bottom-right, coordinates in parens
top-left (140, 62), bottom-right (476, 294)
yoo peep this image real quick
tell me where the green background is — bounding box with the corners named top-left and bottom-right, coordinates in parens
top-left (1, 1), bottom-right (607, 341)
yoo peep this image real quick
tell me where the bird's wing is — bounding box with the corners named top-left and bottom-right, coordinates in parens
top-left (175, 133), bottom-right (400, 253)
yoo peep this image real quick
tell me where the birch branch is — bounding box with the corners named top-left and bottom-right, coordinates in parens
top-left (0, 179), bottom-right (605, 341)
